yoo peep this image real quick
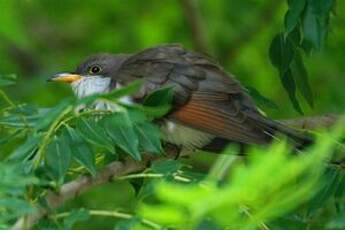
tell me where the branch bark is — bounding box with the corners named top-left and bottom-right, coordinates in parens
top-left (179, 0), bottom-right (209, 53)
top-left (12, 158), bottom-right (149, 230)
top-left (12, 114), bottom-right (340, 230)
top-left (279, 114), bottom-right (340, 130)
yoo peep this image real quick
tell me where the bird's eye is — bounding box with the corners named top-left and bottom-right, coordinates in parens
top-left (89, 65), bottom-right (102, 74)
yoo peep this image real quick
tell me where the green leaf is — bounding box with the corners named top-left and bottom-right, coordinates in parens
top-left (0, 105), bottom-right (44, 128)
top-left (282, 70), bottom-right (303, 114)
top-left (285, 0), bottom-right (307, 33)
top-left (0, 129), bottom-right (22, 145)
top-left (327, 212), bottom-right (345, 229)
top-left (290, 49), bottom-right (314, 107)
top-left (143, 86), bottom-right (174, 107)
top-left (45, 135), bottom-right (71, 182)
top-left (0, 74), bottom-right (17, 86)
top-left (308, 0), bottom-right (335, 16)
top-left (0, 113), bottom-right (44, 128)
top-left (65, 126), bottom-right (96, 175)
top-left (269, 33), bottom-right (295, 77)
top-left (114, 217), bottom-right (141, 230)
top-left (76, 118), bottom-right (115, 153)
top-left (246, 86), bottom-right (278, 109)
top-left (103, 80), bottom-right (142, 100)
top-left (270, 34), bottom-right (303, 113)
top-left (130, 104), bottom-right (171, 119)
top-left (34, 99), bottom-right (72, 131)
top-left (196, 219), bottom-right (220, 230)
top-left (63, 209), bottom-right (90, 230)
top-left (135, 122), bottom-right (162, 154)
top-left (0, 198), bottom-right (35, 219)
top-left (8, 133), bottom-right (42, 161)
top-left (303, 4), bottom-right (323, 51)
top-left (138, 180), bottom-right (156, 200)
top-left (103, 112), bottom-right (141, 160)
top-left (308, 167), bottom-right (343, 213)
top-left (151, 160), bottom-right (182, 174)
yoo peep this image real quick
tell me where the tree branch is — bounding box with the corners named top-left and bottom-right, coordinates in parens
top-left (279, 114), bottom-right (340, 130)
top-left (12, 114), bottom-right (340, 229)
top-left (12, 158), bottom-right (149, 230)
top-left (179, 0), bottom-right (209, 53)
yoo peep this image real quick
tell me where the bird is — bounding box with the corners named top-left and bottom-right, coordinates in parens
top-left (50, 44), bottom-right (311, 152)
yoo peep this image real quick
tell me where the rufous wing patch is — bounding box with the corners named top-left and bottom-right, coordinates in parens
top-left (170, 91), bottom-right (269, 144)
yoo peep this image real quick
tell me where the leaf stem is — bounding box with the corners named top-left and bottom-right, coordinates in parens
top-left (0, 89), bottom-right (15, 107)
top-left (33, 106), bottom-right (72, 168)
top-left (117, 173), bottom-right (165, 180)
top-left (53, 209), bottom-right (163, 229)
top-left (53, 109), bottom-right (112, 133)
top-left (118, 172), bottom-right (192, 183)
top-left (0, 90), bottom-right (30, 128)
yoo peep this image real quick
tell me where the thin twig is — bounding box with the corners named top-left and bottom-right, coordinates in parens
top-left (53, 209), bottom-right (162, 230)
top-left (279, 114), bottom-right (340, 130)
top-left (12, 155), bottom-right (163, 230)
top-left (179, 0), bottom-right (209, 53)
top-left (33, 106), bottom-right (73, 169)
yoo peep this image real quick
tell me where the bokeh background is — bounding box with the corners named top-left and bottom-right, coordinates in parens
top-left (1, 0), bottom-right (345, 117)
top-left (0, 0), bottom-right (344, 228)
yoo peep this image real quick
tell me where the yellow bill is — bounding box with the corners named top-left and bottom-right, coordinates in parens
top-left (49, 73), bottom-right (82, 83)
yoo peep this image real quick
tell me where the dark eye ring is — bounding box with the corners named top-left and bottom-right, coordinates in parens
top-left (89, 65), bottom-right (102, 74)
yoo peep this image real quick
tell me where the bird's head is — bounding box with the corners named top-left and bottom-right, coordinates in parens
top-left (49, 53), bottom-right (129, 98)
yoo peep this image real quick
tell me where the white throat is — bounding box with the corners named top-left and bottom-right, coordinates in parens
top-left (71, 76), bottom-right (111, 98)
top-left (71, 76), bottom-right (132, 111)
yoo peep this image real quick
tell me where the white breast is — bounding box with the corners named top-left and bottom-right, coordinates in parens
top-left (71, 76), bottom-right (112, 98)
top-left (160, 120), bottom-right (214, 150)
top-left (71, 77), bottom-right (132, 110)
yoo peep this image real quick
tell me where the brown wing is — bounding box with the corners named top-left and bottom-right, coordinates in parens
top-left (114, 44), bottom-right (274, 144)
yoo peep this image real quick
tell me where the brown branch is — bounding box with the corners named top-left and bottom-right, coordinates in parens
top-left (179, 0), bottom-right (209, 53)
top-left (12, 158), bottom-right (150, 230)
top-left (279, 114), bottom-right (340, 130)
top-left (12, 114), bottom-right (340, 229)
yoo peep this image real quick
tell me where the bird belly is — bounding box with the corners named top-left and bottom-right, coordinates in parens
top-left (160, 120), bottom-right (214, 150)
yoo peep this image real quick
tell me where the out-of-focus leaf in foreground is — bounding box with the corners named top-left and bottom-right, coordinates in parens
top-left (139, 121), bottom-right (344, 229)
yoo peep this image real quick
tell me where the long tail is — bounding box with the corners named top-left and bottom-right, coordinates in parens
top-left (254, 116), bottom-right (313, 149)
top-left (202, 117), bottom-right (313, 153)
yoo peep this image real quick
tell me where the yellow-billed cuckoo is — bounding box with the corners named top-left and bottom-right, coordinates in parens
top-left (50, 44), bottom-right (311, 152)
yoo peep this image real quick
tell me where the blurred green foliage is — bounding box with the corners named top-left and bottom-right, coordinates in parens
top-left (0, 0), bottom-right (345, 229)
top-left (0, 0), bottom-right (344, 116)
top-left (140, 126), bottom-right (343, 229)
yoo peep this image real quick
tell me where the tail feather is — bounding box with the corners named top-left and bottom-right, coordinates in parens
top-left (202, 117), bottom-right (314, 153)
top-left (251, 115), bottom-right (314, 149)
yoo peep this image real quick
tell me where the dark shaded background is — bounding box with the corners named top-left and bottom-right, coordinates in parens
top-left (0, 0), bottom-right (344, 228)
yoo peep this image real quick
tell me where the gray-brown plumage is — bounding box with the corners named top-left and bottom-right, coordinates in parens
top-left (51, 44), bottom-right (312, 151)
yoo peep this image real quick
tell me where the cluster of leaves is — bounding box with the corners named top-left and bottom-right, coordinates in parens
top-left (1, 78), bottom-right (345, 229)
top-left (0, 163), bottom-right (38, 228)
top-left (139, 127), bottom-right (345, 229)
top-left (269, 0), bottom-right (336, 113)
top-left (1, 80), bottom-right (174, 182)
top-left (0, 78), bottom-right (174, 226)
